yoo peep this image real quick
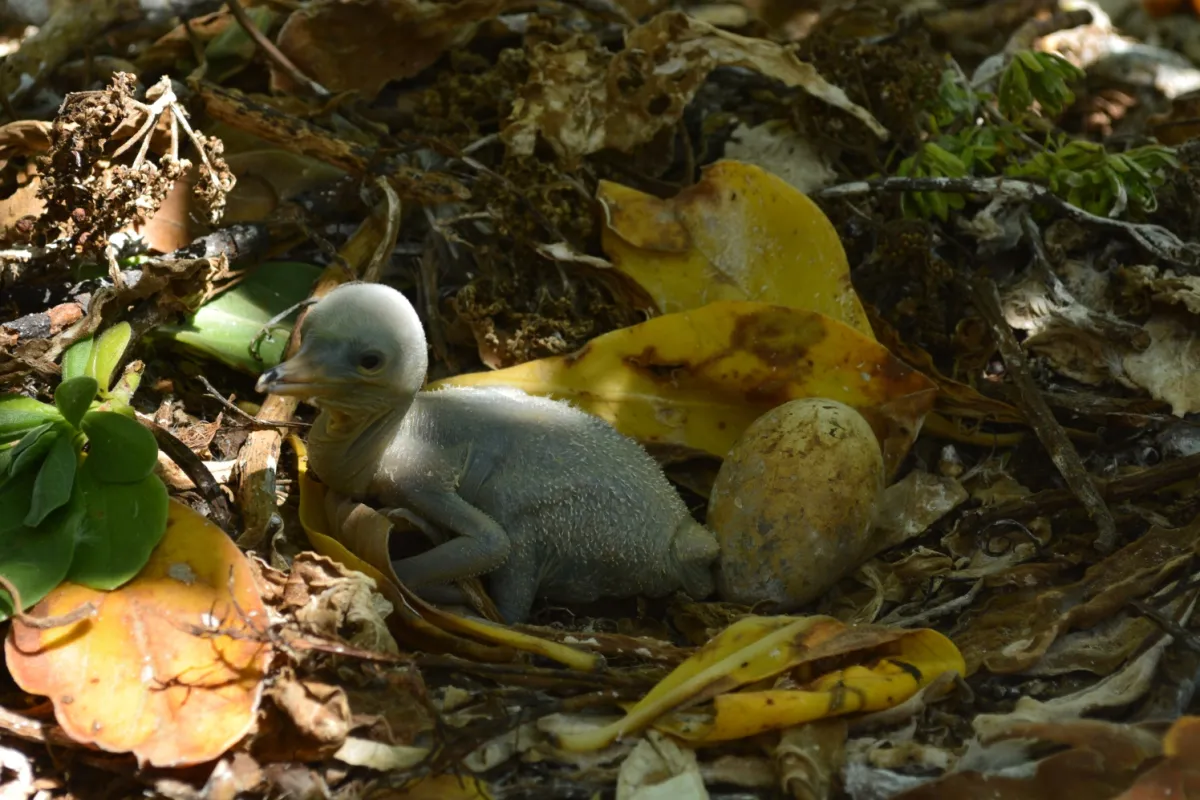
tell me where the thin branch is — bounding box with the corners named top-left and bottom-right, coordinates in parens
top-left (227, 0), bottom-right (330, 98)
top-left (817, 175), bottom-right (1199, 266)
top-left (971, 277), bottom-right (1118, 552)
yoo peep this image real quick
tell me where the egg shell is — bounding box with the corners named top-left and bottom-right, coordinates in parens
top-left (708, 398), bottom-right (884, 610)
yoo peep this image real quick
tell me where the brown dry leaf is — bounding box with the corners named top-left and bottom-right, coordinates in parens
top-left (435, 301), bottom-right (937, 475)
top-left (953, 521), bottom-right (1200, 675)
top-left (0, 120), bottom-right (52, 161)
top-left (0, 119), bottom-right (52, 242)
top-left (281, 553), bottom-right (400, 655)
top-left (1111, 716), bottom-right (1200, 799)
top-left (895, 720), bottom-right (1161, 800)
top-left (134, 168), bottom-right (200, 253)
top-left (502, 11), bottom-right (886, 163)
top-left (598, 160), bottom-right (872, 336)
top-left (137, 10), bottom-right (240, 73)
top-left (273, 0), bottom-right (510, 98)
top-left (254, 673), bottom-right (351, 762)
top-left (5, 500), bottom-right (271, 768)
top-left (222, 149), bottom-right (346, 223)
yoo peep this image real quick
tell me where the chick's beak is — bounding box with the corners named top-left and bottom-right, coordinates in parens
top-left (256, 351), bottom-right (334, 397)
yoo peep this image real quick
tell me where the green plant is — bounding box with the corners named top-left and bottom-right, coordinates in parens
top-left (893, 51), bottom-right (1176, 221)
top-left (1006, 138), bottom-right (1178, 216)
top-left (0, 323), bottom-right (167, 619)
top-left (997, 51), bottom-right (1085, 122)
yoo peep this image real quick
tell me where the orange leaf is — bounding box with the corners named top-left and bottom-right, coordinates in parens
top-left (5, 500), bottom-right (271, 768)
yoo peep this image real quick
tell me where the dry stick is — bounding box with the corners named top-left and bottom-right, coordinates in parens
top-left (226, 0), bottom-right (330, 98)
top-left (0, 575), bottom-right (95, 630)
top-left (196, 375), bottom-right (309, 430)
top-left (136, 414), bottom-right (233, 532)
top-left (971, 277), bottom-right (1118, 552)
top-left (361, 176), bottom-right (402, 284)
top-left (960, 450), bottom-right (1200, 535)
top-left (235, 208), bottom-right (393, 549)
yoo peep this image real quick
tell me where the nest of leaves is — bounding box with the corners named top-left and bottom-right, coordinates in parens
top-left (1, 0), bottom-right (1200, 797)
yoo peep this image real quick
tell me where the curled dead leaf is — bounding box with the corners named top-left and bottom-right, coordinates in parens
top-left (273, 0), bottom-right (512, 98)
top-left (503, 11), bottom-right (886, 163)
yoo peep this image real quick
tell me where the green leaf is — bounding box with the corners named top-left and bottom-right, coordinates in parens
top-left (25, 433), bottom-right (77, 527)
top-left (155, 261), bottom-right (322, 374)
top-left (4, 422), bottom-right (60, 482)
top-left (60, 336), bottom-right (94, 382)
top-left (66, 463), bottom-right (168, 590)
top-left (0, 469), bottom-right (82, 621)
top-left (87, 322), bottom-right (132, 391)
top-left (80, 411), bottom-right (158, 483)
top-left (54, 376), bottom-right (98, 428)
top-left (0, 394), bottom-right (61, 446)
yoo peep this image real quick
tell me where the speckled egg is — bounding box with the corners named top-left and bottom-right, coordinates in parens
top-left (708, 398), bottom-right (885, 610)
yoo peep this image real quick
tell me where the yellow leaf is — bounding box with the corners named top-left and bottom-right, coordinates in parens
top-left (291, 436), bottom-right (601, 672)
top-left (598, 160), bottom-right (873, 339)
top-left (552, 616), bottom-right (964, 752)
top-left (5, 500), bottom-right (271, 768)
top-left (434, 301), bottom-right (936, 474)
top-left (667, 628), bottom-right (966, 743)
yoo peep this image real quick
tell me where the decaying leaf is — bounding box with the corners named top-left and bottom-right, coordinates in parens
top-left (616, 730), bottom-right (707, 799)
top-left (502, 11), bottom-right (886, 163)
top-left (291, 436), bottom-right (601, 672)
top-left (1121, 313), bottom-right (1200, 416)
top-left (552, 615), bottom-right (965, 751)
top-left (894, 719), bottom-right (1163, 800)
top-left (598, 160), bottom-right (872, 336)
top-left (5, 499), bottom-right (271, 768)
top-left (954, 521), bottom-right (1200, 675)
top-left (723, 121), bottom-right (836, 195)
top-left (435, 301), bottom-right (937, 474)
top-left (1115, 716), bottom-right (1200, 799)
top-left (273, 0), bottom-right (512, 98)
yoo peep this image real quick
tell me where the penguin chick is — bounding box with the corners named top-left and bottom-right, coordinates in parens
top-left (257, 282), bottom-right (719, 623)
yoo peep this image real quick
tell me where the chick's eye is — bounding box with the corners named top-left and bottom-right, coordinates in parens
top-left (358, 351), bottom-right (384, 372)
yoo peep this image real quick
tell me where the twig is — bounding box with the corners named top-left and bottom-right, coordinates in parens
top-left (196, 375), bottom-right (309, 430)
top-left (136, 413), bottom-right (234, 531)
top-left (248, 298), bottom-right (317, 364)
top-left (881, 580), bottom-right (985, 628)
top-left (958, 451), bottom-right (1200, 534)
top-left (0, 574), bottom-right (96, 630)
top-left (227, 0), bottom-right (329, 98)
top-left (971, 277), bottom-right (1118, 552)
top-left (817, 176), bottom-right (1199, 266)
top-left (361, 175), bottom-right (402, 284)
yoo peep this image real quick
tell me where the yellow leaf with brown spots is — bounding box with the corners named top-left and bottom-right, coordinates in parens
top-left (434, 301), bottom-right (936, 474)
top-left (551, 614), bottom-right (964, 752)
top-left (4, 500), bottom-right (270, 768)
top-left (598, 160), bottom-right (872, 338)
